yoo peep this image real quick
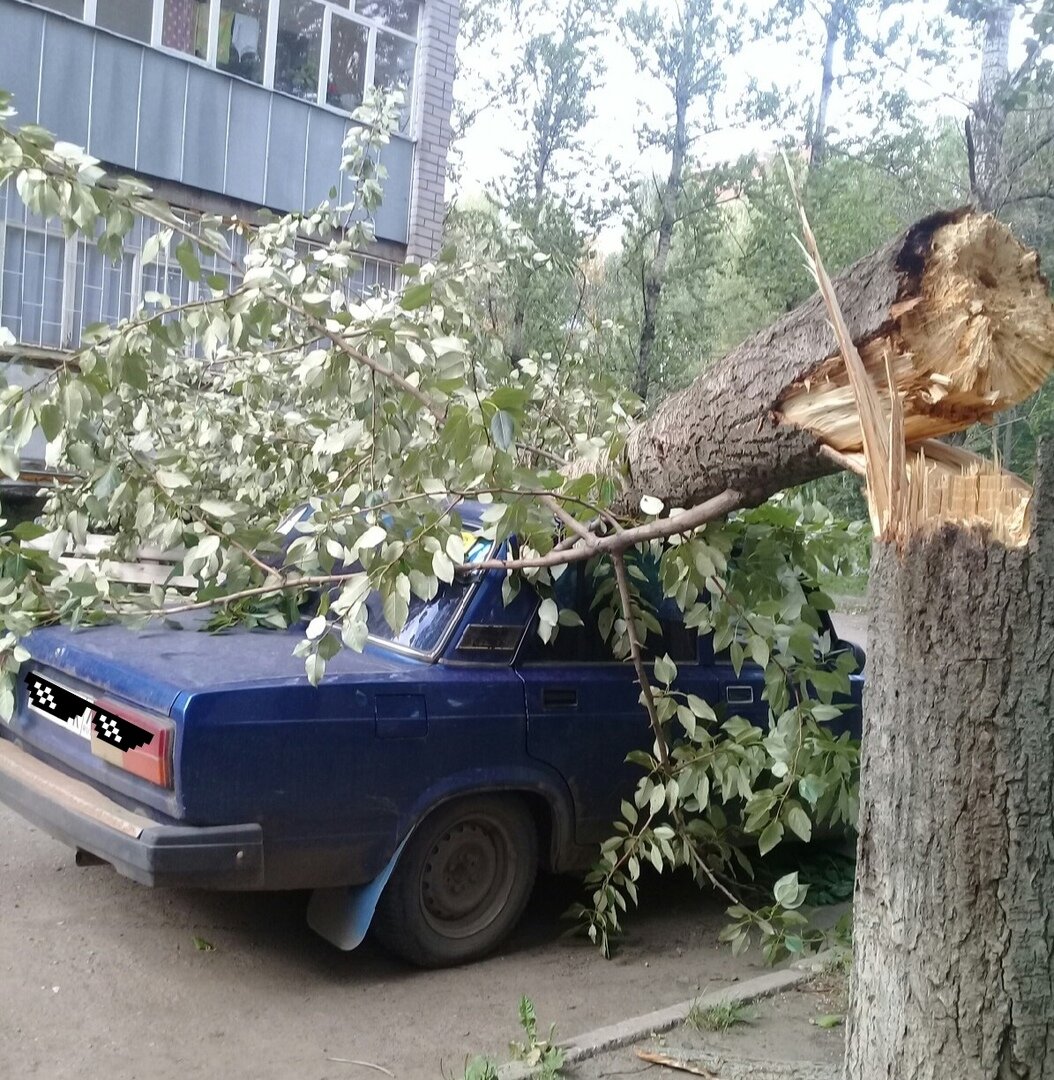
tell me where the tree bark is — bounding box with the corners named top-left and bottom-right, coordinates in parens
top-left (968, 3), bottom-right (1013, 211)
top-left (845, 445), bottom-right (1054, 1079)
top-left (617, 209), bottom-right (1054, 513)
top-left (635, 92), bottom-right (687, 404)
top-left (810, 0), bottom-right (843, 168)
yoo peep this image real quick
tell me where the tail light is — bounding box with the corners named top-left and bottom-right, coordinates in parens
top-left (91, 698), bottom-right (174, 788)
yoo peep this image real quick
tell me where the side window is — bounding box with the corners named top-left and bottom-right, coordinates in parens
top-left (519, 556), bottom-right (698, 665)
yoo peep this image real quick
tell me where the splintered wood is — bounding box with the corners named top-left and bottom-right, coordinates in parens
top-left (782, 208), bottom-right (1052, 547)
top-left (779, 214), bottom-right (1054, 454)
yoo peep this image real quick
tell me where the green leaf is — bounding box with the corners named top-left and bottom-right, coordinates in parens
top-left (490, 409), bottom-right (516, 452)
top-left (773, 871), bottom-right (801, 908)
top-left (813, 1015), bottom-right (844, 1029)
top-left (785, 805), bottom-right (813, 843)
top-left (355, 524), bottom-right (387, 550)
top-left (653, 653), bottom-right (677, 686)
top-left (175, 239), bottom-right (201, 281)
top-left (156, 469), bottom-right (191, 489)
top-left (306, 652), bottom-right (326, 686)
top-left (749, 635), bottom-right (770, 669)
top-left (758, 820), bottom-right (784, 856)
top-left (38, 403), bottom-right (62, 442)
top-left (400, 281), bottom-right (432, 310)
top-left (432, 549), bottom-right (455, 583)
top-left (0, 448), bottom-right (19, 480)
top-left (199, 499), bottom-right (238, 519)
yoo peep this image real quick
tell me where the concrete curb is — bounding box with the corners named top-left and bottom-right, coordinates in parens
top-left (497, 951), bottom-right (837, 1079)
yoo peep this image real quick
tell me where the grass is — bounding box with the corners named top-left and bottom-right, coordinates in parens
top-left (686, 999), bottom-right (755, 1033)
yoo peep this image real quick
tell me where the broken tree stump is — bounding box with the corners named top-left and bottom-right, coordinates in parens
top-left (784, 198), bottom-right (1054, 1079)
top-left (845, 446), bottom-right (1054, 1079)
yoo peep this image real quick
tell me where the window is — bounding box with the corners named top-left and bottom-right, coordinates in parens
top-left (71, 244), bottom-right (136, 344)
top-left (520, 557), bottom-right (699, 666)
top-left (327, 13), bottom-right (368, 111)
top-left (25, 0), bottom-right (83, 16)
top-left (218, 0), bottom-right (267, 84)
top-left (0, 182), bottom-right (398, 353)
top-left (275, 0), bottom-right (324, 101)
top-left (373, 30), bottom-right (415, 131)
top-left (29, 1), bottom-right (421, 126)
top-left (1, 227), bottom-right (66, 348)
top-left (161, 0), bottom-right (210, 58)
top-left (356, 0), bottom-right (419, 35)
top-left (95, 0), bottom-right (153, 42)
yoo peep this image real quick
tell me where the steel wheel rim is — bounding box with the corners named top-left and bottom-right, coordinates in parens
top-left (419, 815), bottom-right (517, 940)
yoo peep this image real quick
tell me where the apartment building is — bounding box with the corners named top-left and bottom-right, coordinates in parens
top-left (0, 0), bottom-right (458, 353)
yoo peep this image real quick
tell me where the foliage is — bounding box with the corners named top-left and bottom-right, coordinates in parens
top-left (567, 495), bottom-right (861, 958)
top-left (0, 88), bottom-right (635, 690)
top-left (509, 996), bottom-right (565, 1079)
top-left (686, 999), bottom-right (754, 1033)
top-left (449, 1056), bottom-right (499, 1080)
top-left (449, 996), bottom-right (564, 1080)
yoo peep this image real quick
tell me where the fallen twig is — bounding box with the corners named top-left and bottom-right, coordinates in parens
top-left (325, 1058), bottom-right (395, 1077)
top-left (635, 1049), bottom-right (720, 1077)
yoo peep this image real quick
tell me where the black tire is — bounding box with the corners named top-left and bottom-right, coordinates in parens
top-left (372, 795), bottom-right (539, 968)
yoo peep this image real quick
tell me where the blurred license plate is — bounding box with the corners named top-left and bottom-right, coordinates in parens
top-left (25, 673), bottom-right (95, 740)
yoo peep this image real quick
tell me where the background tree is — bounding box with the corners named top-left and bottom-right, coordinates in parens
top-left (621, 0), bottom-right (739, 403)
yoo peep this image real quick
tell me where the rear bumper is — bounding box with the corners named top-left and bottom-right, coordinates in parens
top-left (0, 737), bottom-right (264, 888)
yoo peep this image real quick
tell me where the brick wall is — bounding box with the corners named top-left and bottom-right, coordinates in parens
top-left (407, 0), bottom-right (461, 262)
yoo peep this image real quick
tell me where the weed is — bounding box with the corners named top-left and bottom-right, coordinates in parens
top-left (509, 995), bottom-right (565, 1078)
top-left (686, 999), bottom-right (754, 1033)
top-left (454, 1058), bottom-right (499, 1080)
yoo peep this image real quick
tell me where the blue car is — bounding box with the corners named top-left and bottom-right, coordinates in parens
top-left (0, 503), bottom-right (863, 966)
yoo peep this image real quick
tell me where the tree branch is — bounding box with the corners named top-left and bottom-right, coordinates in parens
top-left (612, 551), bottom-right (670, 768)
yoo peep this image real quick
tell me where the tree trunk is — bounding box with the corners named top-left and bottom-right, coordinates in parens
top-left (617, 209), bottom-right (1054, 513)
top-left (810, 0), bottom-right (843, 168)
top-left (845, 445), bottom-right (1054, 1079)
top-left (635, 94), bottom-right (687, 404)
top-left (968, 3), bottom-right (1013, 211)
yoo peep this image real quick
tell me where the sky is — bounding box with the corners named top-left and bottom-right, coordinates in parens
top-left (449, 0), bottom-right (1003, 221)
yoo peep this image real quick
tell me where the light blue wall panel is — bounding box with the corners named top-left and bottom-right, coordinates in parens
top-left (138, 53), bottom-right (187, 181)
top-left (225, 81), bottom-right (268, 205)
top-left (0, 0), bottom-right (415, 241)
top-left (183, 66), bottom-right (229, 194)
top-left (304, 109), bottom-right (346, 209)
top-left (0, 4), bottom-right (43, 123)
top-left (88, 35), bottom-right (141, 168)
top-left (265, 94), bottom-right (309, 211)
top-left (374, 137), bottom-right (412, 245)
top-left (38, 17), bottom-right (91, 146)
top-left (339, 127), bottom-right (412, 244)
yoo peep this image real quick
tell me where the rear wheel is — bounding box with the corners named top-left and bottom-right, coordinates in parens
top-left (373, 796), bottom-right (538, 967)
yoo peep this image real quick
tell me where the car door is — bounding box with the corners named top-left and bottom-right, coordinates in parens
top-left (514, 559), bottom-right (720, 846)
top-left (701, 631), bottom-right (771, 730)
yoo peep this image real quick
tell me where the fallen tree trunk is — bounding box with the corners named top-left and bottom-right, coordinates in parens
top-left (618, 208), bottom-right (1054, 511)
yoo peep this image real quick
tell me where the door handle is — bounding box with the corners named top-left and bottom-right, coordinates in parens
top-left (726, 685), bottom-right (754, 705)
top-left (542, 687), bottom-right (578, 710)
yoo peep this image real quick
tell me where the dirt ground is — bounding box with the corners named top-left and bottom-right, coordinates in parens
top-left (0, 811), bottom-right (780, 1080)
top-left (0, 616), bottom-right (865, 1080)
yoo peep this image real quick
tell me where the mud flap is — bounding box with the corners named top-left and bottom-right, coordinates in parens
top-left (306, 835), bottom-right (410, 951)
